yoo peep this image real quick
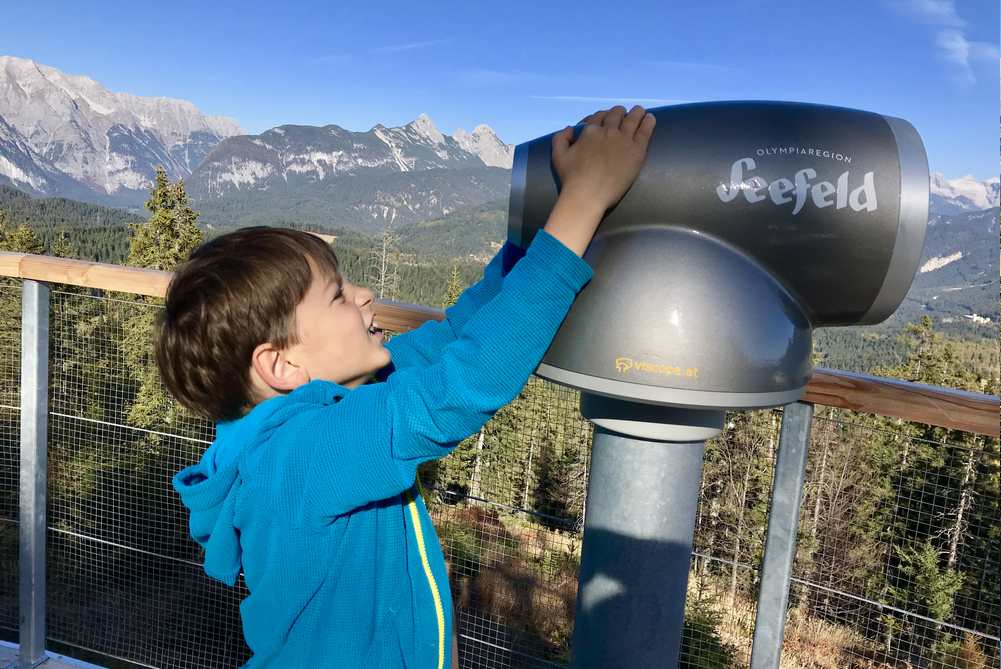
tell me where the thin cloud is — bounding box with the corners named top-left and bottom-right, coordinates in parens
top-left (641, 60), bottom-right (736, 73)
top-left (531, 95), bottom-right (688, 105)
top-left (309, 53), bottom-right (352, 65)
top-left (371, 39), bottom-right (451, 54)
top-left (935, 30), bottom-right (1000, 84)
top-left (885, 0), bottom-right (992, 85)
top-left (887, 0), bottom-right (964, 26)
top-left (311, 39), bottom-right (450, 64)
top-left (458, 69), bottom-right (546, 86)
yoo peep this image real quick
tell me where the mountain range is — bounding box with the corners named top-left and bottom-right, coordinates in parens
top-left (929, 172), bottom-right (1000, 214)
top-left (186, 115), bottom-right (512, 233)
top-left (0, 55), bottom-right (514, 224)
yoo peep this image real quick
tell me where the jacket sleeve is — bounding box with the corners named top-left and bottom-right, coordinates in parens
top-left (297, 229), bottom-right (592, 522)
top-left (375, 241), bottom-right (527, 376)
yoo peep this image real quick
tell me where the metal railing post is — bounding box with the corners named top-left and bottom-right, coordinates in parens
top-left (18, 279), bottom-right (49, 668)
top-left (749, 401), bottom-right (813, 669)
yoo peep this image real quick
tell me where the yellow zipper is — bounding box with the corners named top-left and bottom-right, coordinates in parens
top-left (404, 489), bottom-right (446, 669)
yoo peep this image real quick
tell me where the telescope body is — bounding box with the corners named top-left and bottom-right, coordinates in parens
top-left (509, 101), bottom-right (928, 412)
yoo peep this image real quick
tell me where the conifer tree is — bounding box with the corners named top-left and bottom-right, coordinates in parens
top-left (121, 166), bottom-right (203, 442)
top-left (0, 208), bottom-right (45, 406)
top-left (442, 263), bottom-right (462, 308)
top-left (126, 166), bottom-right (202, 271)
top-left (0, 208), bottom-right (44, 411)
top-left (0, 207), bottom-right (44, 254)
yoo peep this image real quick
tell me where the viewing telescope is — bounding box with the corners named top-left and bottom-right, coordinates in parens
top-left (507, 101), bottom-right (929, 668)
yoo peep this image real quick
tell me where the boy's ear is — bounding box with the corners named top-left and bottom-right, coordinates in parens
top-left (250, 342), bottom-right (309, 391)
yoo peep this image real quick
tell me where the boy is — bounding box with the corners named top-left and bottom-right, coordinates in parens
top-left (158, 104), bottom-right (656, 668)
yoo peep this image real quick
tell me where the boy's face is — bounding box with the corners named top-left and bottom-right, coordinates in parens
top-left (285, 266), bottom-right (391, 389)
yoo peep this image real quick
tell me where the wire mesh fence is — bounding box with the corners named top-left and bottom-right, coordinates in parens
top-left (781, 410), bottom-right (1000, 669)
top-left (42, 289), bottom-right (250, 668)
top-left (0, 279), bottom-right (21, 638)
top-left (0, 283), bottom-right (997, 669)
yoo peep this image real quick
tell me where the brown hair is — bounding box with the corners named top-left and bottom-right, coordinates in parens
top-left (154, 226), bottom-right (341, 422)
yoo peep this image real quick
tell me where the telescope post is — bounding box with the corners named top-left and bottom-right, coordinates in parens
top-left (570, 396), bottom-right (715, 669)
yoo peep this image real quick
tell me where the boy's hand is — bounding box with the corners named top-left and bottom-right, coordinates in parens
top-left (552, 105), bottom-right (656, 211)
top-left (542, 105), bottom-right (657, 257)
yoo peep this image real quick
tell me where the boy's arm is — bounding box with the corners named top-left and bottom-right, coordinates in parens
top-left (295, 104), bottom-right (655, 520)
top-left (293, 229), bottom-right (591, 521)
top-left (374, 241), bottom-right (527, 377)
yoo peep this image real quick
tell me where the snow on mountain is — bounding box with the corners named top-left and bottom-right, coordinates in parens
top-left (0, 55), bottom-right (513, 207)
top-left (453, 124), bottom-right (514, 168)
top-left (905, 206), bottom-right (999, 334)
top-left (0, 55), bottom-right (241, 200)
top-left (919, 251), bottom-right (963, 273)
top-left (929, 172), bottom-right (1000, 213)
top-left (190, 114), bottom-right (510, 196)
top-left (0, 113), bottom-right (95, 199)
top-left (0, 114), bottom-right (52, 192)
top-left (187, 116), bottom-right (512, 232)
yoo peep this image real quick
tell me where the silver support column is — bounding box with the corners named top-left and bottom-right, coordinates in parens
top-left (570, 425), bottom-right (705, 669)
top-left (749, 401), bottom-right (814, 669)
top-left (19, 280), bottom-right (49, 669)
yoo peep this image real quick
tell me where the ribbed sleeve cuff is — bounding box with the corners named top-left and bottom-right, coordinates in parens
top-left (524, 229), bottom-right (594, 291)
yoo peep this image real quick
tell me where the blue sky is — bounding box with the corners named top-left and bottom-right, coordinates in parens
top-left (2, 0), bottom-right (998, 177)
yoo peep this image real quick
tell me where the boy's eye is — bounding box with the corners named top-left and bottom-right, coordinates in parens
top-left (330, 282), bottom-right (344, 304)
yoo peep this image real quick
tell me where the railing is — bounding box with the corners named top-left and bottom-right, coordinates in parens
top-left (1, 253), bottom-right (998, 669)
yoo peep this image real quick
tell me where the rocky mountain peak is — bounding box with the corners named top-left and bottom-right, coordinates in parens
top-left (408, 112), bottom-right (445, 145)
top-left (453, 123), bottom-right (513, 168)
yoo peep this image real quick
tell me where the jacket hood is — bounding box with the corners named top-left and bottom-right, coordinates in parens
top-left (171, 382), bottom-right (348, 585)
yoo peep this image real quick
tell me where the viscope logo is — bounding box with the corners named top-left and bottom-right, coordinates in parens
top-left (716, 157), bottom-right (877, 216)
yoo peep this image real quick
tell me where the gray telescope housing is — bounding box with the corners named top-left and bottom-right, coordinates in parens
top-left (509, 100), bottom-right (929, 437)
top-left (508, 101), bottom-right (929, 669)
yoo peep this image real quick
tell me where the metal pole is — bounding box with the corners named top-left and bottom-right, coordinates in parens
top-left (571, 425), bottom-right (705, 669)
top-left (749, 401), bottom-right (814, 669)
top-left (18, 280), bottom-right (49, 669)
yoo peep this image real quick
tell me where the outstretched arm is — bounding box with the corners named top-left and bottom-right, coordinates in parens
top-left (295, 230), bottom-right (592, 521)
top-left (374, 241), bottom-right (526, 377)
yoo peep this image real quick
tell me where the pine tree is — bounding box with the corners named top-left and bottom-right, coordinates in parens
top-left (50, 227), bottom-right (74, 259)
top-left (442, 263), bottom-right (462, 308)
top-left (120, 166), bottom-right (203, 441)
top-left (0, 207), bottom-right (44, 254)
top-left (126, 166), bottom-right (202, 271)
top-left (0, 208), bottom-right (43, 412)
top-left (0, 208), bottom-right (45, 409)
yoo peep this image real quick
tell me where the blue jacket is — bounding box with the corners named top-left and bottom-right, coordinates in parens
top-left (172, 229), bottom-right (593, 668)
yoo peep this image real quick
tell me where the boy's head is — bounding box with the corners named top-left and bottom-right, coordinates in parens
top-left (155, 226), bottom-right (390, 423)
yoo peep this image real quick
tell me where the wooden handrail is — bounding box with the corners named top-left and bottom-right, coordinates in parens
top-left (0, 252), bottom-right (173, 298)
top-left (804, 369), bottom-right (997, 438)
top-left (1, 252), bottom-right (997, 437)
